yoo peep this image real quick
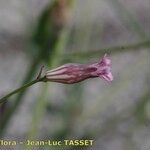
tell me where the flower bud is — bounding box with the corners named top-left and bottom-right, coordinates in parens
top-left (46, 54), bottom-right (113, 84)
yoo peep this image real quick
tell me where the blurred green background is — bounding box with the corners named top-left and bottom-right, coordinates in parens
top-left (0, 0), bottom-right (150, 149)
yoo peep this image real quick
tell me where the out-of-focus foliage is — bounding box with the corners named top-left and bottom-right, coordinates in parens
top-left (0, 0), bottom-right (150, 150)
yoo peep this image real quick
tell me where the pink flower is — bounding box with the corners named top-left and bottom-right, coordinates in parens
top-left (46, 54), bottom-right (113, 84)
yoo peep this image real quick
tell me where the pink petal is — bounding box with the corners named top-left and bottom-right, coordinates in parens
top-left (99, 54), bottom-right (111, 66)
top-left (99, 72), bottom-right (113, 82)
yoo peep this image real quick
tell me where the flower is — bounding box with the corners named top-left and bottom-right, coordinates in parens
top-left (45, 54), bottom-right (113, 84)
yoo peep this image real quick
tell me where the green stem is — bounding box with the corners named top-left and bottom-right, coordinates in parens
top-left (0, 57), bottom-right (41, 137)
top-left (0, 77), bottom-right (46, 104)
top-left (64, 39), bottom-right (150, 59)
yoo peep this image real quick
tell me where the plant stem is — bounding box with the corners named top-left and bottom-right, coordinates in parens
top-left (0, 77), bottom-right (46, 104)
top-left (64, 39), bottom-right (150, 59)
top-left (0, 57), bottom-right (41, 137)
